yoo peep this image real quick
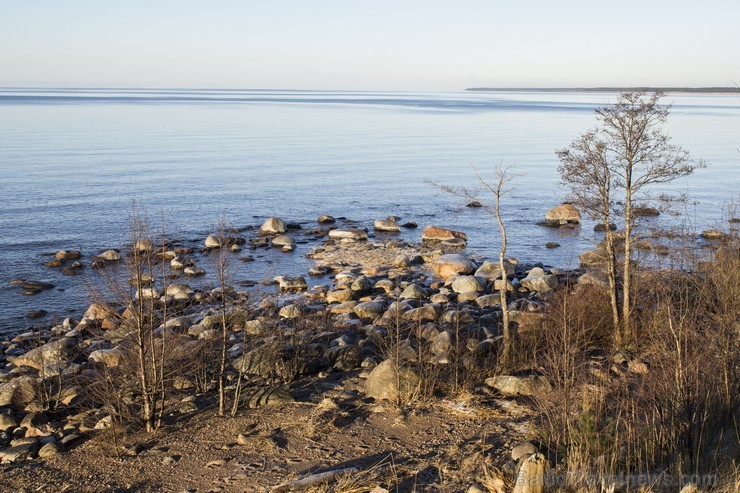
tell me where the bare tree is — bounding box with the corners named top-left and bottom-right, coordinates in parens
top-left (435, 163), bottom-right (515, 365)
top-left (475, 165), bottom-right (514, 366)
top-left (557, 132), bottom-right (621, 341)
top-left (211, 219), bottom-right (238, 416)
top-left (558, 91), bottom-right (703, 343)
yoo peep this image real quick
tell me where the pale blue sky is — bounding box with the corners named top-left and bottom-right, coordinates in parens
top-left (1, 0), bottom-right (738, 90)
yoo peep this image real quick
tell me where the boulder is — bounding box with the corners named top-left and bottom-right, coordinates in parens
top-left (365, 360), bottom-right (420, 403)
top-left (204, 235), bottom-right (221, 248)
top-left (260, 217), bottom-right (286, 234)
top-left (579, 247), bottom-right (610, 268)
top-left (422, 226), bottom-right (468, 242)
top-left (432, 254), bottom-right (475, 279)
top-left (55, 250), bottom-right (81, 260)
top-left (271, 235), bottom-right (295, 247)
top-left (275, 276), bottom-right (308, 292)
top-left (451, 276), bottom-right (485, 294)
top-left (0, 377), bottom-right (36, 409)
top-left (326, 289), bottom-right (354, 303)
top-left (12, 338), bottom-right (77, 371)
top-left (577, 271), bottom-right (609, 289)
top-left (328, 229), bottom-right (368, 241)
top-left (98, 250), bottom-right (121, 262)
top-left (353, 301), bottom-right (384, 320)
top-left (545, 204), bottom-right (581, 225)
top-left (317, 215), bottom-right (335, 224)
top-left (374, 219), bottom-right (400, 233)
top-left (520, 269), bottom-right (558, 292)
top-left (400, 283), bottom-right (428, 300)
top-left (88, 348), bottom-right (126, 369)
top-left (485, 375), bottom-right (551, 397)
top-left (474, 260), bottom-right (515, 280)
top-left (403, 304), bottom-right (441, 322)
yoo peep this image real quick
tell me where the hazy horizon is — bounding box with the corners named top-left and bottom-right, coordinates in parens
top-left (2, 1), bottom-right (738, 91)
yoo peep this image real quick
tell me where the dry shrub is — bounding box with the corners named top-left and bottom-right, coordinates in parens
top-left (525, 233), bottom-right (739, 490)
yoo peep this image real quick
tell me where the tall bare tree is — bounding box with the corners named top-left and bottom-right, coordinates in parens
top-left (558, 91), bottom-right (703, 343)
top-left (435, 164), bottom-right (515, 365)
top-left (557, 132), bottom-right (621, 341)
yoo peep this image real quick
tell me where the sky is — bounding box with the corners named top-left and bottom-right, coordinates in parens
top-left (1, 0), bottom-right (738, 91)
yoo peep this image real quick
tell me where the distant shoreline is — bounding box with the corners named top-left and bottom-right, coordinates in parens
top-left (466, 87), bottom-right (740, 94)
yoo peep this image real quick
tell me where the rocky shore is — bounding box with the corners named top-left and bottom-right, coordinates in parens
top-left (1, 209), bottom-right (734, 492)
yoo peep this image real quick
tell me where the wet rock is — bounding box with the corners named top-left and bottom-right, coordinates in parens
top-left (25, 309), bottom-right (47, 319)
top-left (633, 206), bottom-right (660, 217)
top-left (328, 229), bottom-right (368, 241)
top-left (184, 266), bottom-right (205, 276)
top-left (374, 219), bottom-right (400, 233)
top-left (594, 222), bottom-right (617, 232)
top-left (55, 250), bottom-right (81, 260)
top-left (422, 226), bottom-right (468, 242)
top-left (545, 242), bottom-right (560, 249)
top-left (545, 204), bottom-right (581, 225)
top-left (466, 201), bottom-right (483, 208)
top-left (402, 221), bottom-right (418, 229)
top-left (98, 250), bottom-right (121, 262)
top-left (317, 215), bottom-right (336, 224)
top-left (701, 229), bottom-right (728, 240)
top-left (272, 235), bottom-right (296, 248)
top-left (260, 217), bottom-right (287, 234)
top-left (275, 276), bottom-right (308, 292)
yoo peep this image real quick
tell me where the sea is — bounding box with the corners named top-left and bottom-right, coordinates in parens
top-left (0, 88), bottom-right (738, 335)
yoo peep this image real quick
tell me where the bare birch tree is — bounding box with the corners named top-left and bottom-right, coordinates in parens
top-left (558, 91), bottom-right (703, 343)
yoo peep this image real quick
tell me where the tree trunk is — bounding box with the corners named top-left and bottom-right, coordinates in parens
top-left (495, 193), bottom-right (510, 367)
top-left (604, 224), bottom-right (621, 345)
top-left (622, 189), bottom-right (633, 342)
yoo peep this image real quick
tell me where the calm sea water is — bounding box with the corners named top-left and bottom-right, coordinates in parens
top-left (0, 88), bottom-right (737, 334)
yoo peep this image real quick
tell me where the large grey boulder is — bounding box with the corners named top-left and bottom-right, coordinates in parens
top-left (365, 360), bottom-right (420, 403)
top-left (11, 339), bottom-right (77, 371)
top-left (451, 275), bottom-right (485, 294)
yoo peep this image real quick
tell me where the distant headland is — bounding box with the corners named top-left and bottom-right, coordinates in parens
top-left (466, 87), bottom-right (740, 94)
